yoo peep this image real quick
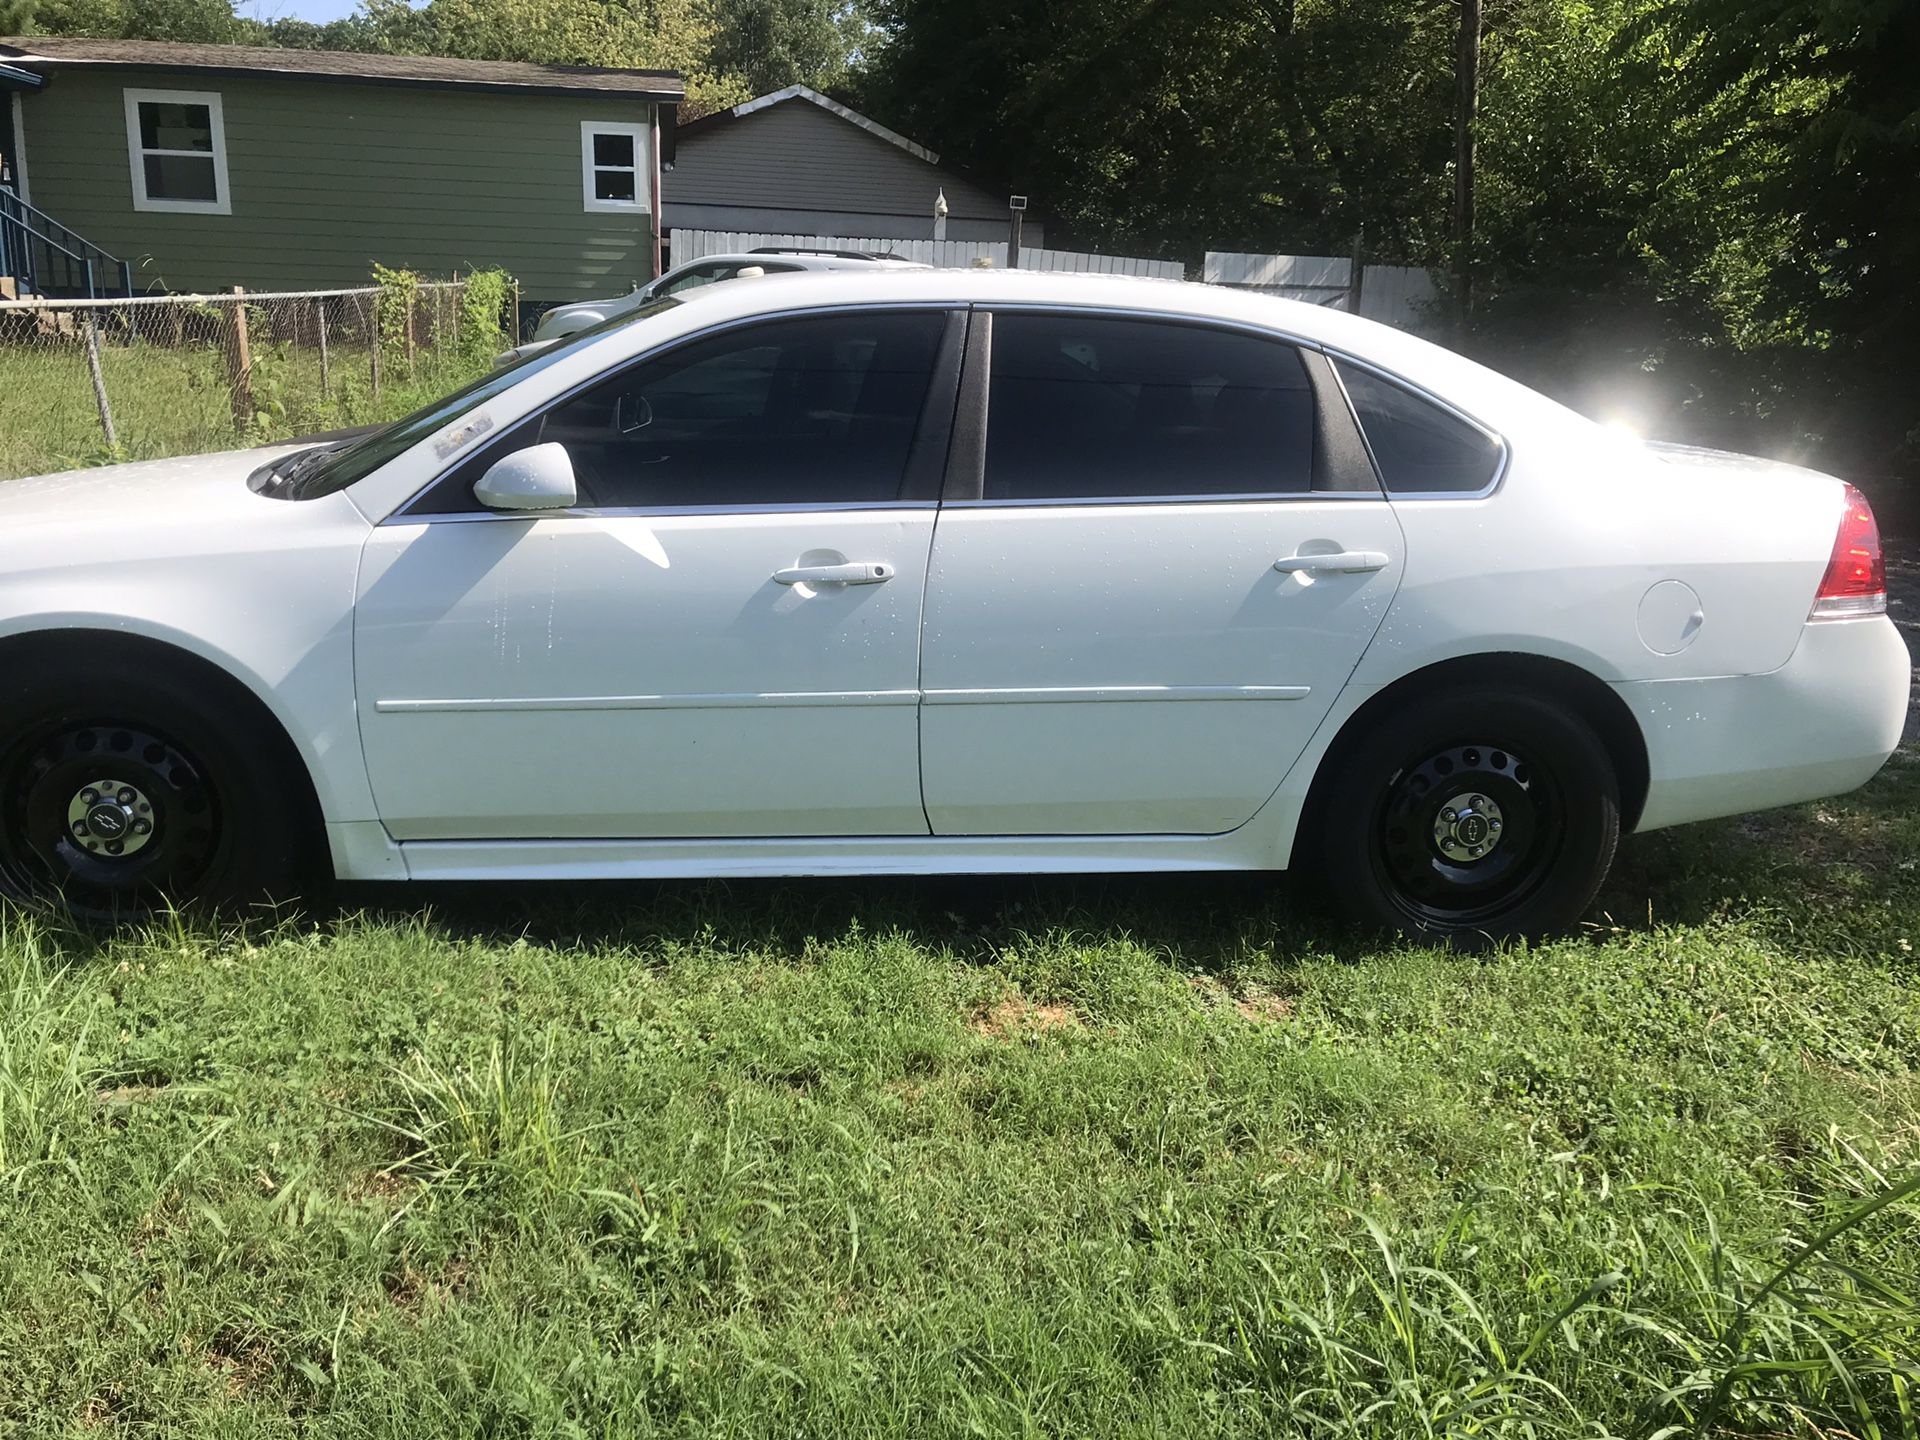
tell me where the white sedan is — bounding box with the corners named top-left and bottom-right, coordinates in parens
top-left (0, 271), bottom-right (1906, 937)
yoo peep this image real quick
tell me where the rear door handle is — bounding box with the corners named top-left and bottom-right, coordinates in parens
top-left (773, 561), bottom-right (895, 586)
top-left (1273, 550), bottom-right (1390, 575)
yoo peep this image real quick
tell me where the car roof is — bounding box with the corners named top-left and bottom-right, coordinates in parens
top-left (647, 267), bottom-right (1577, 435)
top-left (682, 252), bottom-right (924, 270)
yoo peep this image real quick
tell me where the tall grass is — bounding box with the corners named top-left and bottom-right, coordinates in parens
top-left (0, 913), bottom-right (95, 1186)
top-left (382, 1031), bottom-right (588, 1194)
top-left (1210, 1163), bottom-right (1920, 1437)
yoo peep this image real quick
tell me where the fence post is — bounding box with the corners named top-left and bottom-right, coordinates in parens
top-left (84, 315), bottom-right (118, 452)
top-left (316, 296), bottom-right (331, 400)
top-left (510, 281), bottom-right (521, 346)
top-left (405, 290), bottom-right (417, 374)
top-left (223, 285), bottom-right (252, 433)
top-left (367, 294), bottom-right (381, 399)
top-left (1348, 229), bottom-right (1367, 315)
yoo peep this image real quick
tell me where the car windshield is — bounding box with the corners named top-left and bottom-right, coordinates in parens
top-left (251, 297), bottom-right (683, 501)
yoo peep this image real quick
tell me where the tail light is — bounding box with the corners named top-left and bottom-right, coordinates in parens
top-left (1810, 484), bottom-right (1886, 620)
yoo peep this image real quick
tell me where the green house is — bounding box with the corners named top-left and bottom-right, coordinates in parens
top-left (0, 37), bottom-right (682, 301)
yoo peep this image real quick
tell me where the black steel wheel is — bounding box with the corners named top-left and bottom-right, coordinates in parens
top-left (0, 721), bottom-right (223, 914)
top-left (1372, 741), bottom-right (1562, 928)
top-left (0, 645), bottom-right (318, 921)
top-left (1314, 686), bottom-right (1620, 941)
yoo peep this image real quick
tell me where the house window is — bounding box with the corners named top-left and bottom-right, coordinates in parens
top-left (580, 121), bottom-right (648, 212)
top-left (123, 88), bottom-right (229, 214)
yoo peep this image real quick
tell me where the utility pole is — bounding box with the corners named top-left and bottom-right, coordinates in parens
top-left (1453, 0), bottom-right (1482, 332)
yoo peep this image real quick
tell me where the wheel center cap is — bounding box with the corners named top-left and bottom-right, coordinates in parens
top-left (67, 778), bottom-right (156, 859)
top-left (86, 802), bottom-right (129, 839)
top-left (1432, 791), bottom-right (1504, 863)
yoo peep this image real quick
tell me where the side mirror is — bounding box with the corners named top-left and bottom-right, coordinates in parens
top-left (472, 442), bottom-right (578, 511)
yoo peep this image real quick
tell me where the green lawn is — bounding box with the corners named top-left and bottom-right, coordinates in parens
top-left (0, 337), bottom-right (488, 482)
top-left (3, 749), bottom-right (1916, 1436)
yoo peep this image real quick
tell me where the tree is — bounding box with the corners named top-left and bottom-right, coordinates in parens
top-left (710, 0), bottom-right (870, 94)
top-left (1451, 0), bottom-right (1479, 324)
top-left (19, 0), bottom-right (248, 40)
top-left (857, 0), bottom-right (1455, 260)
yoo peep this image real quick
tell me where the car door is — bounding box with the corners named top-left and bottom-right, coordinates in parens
top-left (353, 306), bottom-right (962, 841)
top-left (917, 309), bottom-right (1405, 835)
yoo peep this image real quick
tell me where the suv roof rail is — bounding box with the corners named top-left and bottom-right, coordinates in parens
top-left (748, 246), bottom-right (906, 262)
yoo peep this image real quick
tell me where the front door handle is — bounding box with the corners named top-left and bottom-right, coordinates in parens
top-left (773, 561), bottom-right (895, 586)
top-left (1273, 550), bottom-right (1390, 575)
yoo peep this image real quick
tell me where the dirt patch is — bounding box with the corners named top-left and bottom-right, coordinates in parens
top-left (1188, 974), bottom-right (1296, 1023)
top-left (972, 995), bottom-right (1082, 1039)
top-left (93, 1084), bottom-right (167, 1109)
top-left (346, 1169), bottom-right (415, 1204)
top-left (1234, 990), bottom-right (1296, 1023)
top-left (197, 1330), bottom-right (276, 1397)
top-left (382, 1257), bottom-right (471, 1318)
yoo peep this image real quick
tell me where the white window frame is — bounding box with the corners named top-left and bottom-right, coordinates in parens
top-left (123, 87), bottom-right (230, 215)
top-left (580, 120), bottom-right (649, 214)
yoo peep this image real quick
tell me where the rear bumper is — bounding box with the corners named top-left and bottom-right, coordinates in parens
top-left (1619, 615), bottom-right (1911, 833)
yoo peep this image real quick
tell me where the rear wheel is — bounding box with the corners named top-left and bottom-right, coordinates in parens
top-left (0, 657), bottom-right (314, 919)
top-left (1314, 687), bottom-right (1620, 941)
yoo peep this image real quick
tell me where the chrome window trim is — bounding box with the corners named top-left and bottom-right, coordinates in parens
top-left (388, 501), bottom-right (941, 526)
top-left (944, 492), bottom-right (1389, 510)
top-left (382, 300), bottom-right (969, 525)
top-left (1320, 350), bottom-right (1511, 502)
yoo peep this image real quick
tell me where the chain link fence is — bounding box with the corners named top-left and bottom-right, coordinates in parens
top-left (0, 279), bottom-right (513, 482)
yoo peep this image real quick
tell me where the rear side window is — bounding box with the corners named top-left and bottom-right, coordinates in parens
top-left (984, 313), bottom-right (1315, 500)
top-left (1334, 360), bottom-right (1503, 495)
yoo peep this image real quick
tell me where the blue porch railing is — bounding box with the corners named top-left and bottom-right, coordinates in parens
top-left (0, 189), bottom-right (133, 300)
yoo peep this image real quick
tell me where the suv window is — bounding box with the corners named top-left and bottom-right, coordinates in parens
top-left (983, 313), bottom-right (1315, 501)
top-left (656, 259), bottom-right (799, 296)
top-left (1334, 360), bottom-right (1503, 495)
top-left (436, 310), bottom-right (946, 512)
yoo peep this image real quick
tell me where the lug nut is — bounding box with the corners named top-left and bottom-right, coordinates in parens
top-left (1441, 808), bottom-right (1456, 822)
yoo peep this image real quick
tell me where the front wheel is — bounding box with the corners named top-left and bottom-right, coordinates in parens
top-left (0, 657), bottom-right (314, 920)
top-left (1314, 687), bottom-right (1620, 941)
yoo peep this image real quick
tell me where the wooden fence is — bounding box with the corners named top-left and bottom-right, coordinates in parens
top-left (1202, 252), bottom-right (1441, 333)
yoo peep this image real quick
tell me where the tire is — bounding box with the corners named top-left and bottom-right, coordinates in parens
top-left (0, 654), bottom-right (315, 919)
top-left (1312, 685), bottom-right (1620, 942)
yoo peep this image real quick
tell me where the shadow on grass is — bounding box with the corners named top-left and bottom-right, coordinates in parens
top-left (332, 868), bottom-right (1362, 974)
top-left (330, 755), bottom-right (1920, 969)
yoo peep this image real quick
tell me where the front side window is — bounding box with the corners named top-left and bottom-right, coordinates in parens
top-left (437, 310), bottom-right (947, 512)
top-left (581, 122), bottom-right (648, 212)
top-left (124, 89), bottom-right (228, 213)
top-left (983, 312), bottom-right (1316, 501)
top-left (255, 298), bottom-right (686, 501)
top-left (1334, 360), bottom-right (1504, 495)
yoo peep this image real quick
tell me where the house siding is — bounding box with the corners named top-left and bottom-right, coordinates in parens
top-left (18, 67), bottom-right (660, 295)
top-left (667, 100), bottom-right (1010, 226)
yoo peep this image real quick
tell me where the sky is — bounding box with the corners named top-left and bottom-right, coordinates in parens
top-left (242, 0), bottom-right (371, 24)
